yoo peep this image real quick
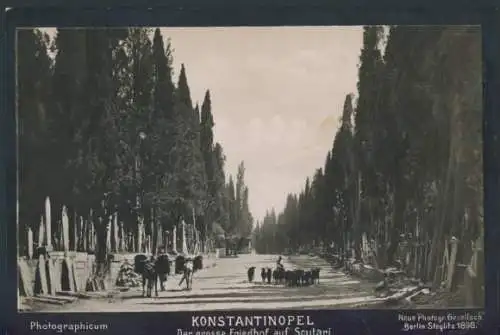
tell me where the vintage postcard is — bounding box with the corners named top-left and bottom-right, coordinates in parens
top-left (16, 26), bottom-right (483, 316)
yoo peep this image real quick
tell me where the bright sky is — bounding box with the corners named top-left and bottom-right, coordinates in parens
top-left (36, 26), bottom-right (363, 222)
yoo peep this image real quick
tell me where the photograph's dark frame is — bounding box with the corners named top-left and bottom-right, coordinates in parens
top-left (1, 1), bottom-right (499, 334)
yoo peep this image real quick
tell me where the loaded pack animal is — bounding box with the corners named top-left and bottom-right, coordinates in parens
top-left (154, 254), bottom-right (171, 291)
top-left (311, 267), bottom-right (321, 284)
top-left (134, 255), bottom-right (157, 297)
top-left (134, 254), bottom-right (172, 297)
top-left (247, 266), bottom-right (256, 282)
top-left (193, 255), bottom-right (203, 272)
top-left (261, 268), bottom-right (267, 283)
top-left (266, 268), bottom-right (272, 284)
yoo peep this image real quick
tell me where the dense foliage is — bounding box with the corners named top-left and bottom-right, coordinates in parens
top-left (18, 28), bottom-right (254, 266)
top-left (254, 26), bottom-right (482, 284)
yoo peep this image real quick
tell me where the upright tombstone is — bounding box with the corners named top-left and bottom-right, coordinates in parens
top-left (137, 218), bottom-right (143, 253)
top-left (27, 228), bottom-right (33, 260)
top-left (45, 197), bottom-right (53, 252)
top-left (46, 256), bottom-right (57, 296)
top-left (105, 215), bottom-right (110, 253)
top-left (192, 208), bottom-right (197, 252)
top-left (172, 226), bottom-right (177, 252)
top-left (157, 223), bottom-right (163, 252)
top-left (79, 216), bottom-right (84, 251)
top-left (62, 206), bottom-right (69, 253)
top-left (73, 212), bottom-right (78, 252)
top-left (119, 222), bottom-right (124, 252)
top-left (18, 259), bottom-right (34, 297)
top-left (113, 213), bottom-right (119, 253)
top-left (37, 254), bottom-right (48, 295)
top-left (90, 222), bottom-right (95, 252)
top-left (88, 209), bottom-right (93, 252)
top-left (83, 219), bottom-right (88, 252)
top-left (181, 219), bottom-right (188, 254)
top-left (38, 216), bottom-right (44, 247)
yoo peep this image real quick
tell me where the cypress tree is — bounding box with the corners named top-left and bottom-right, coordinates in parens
top-left (17, 29), bottom-right (53, 254)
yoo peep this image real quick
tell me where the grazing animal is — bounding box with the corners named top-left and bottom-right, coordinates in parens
top-left (266, 268), bottom-right (272, 284)
top-left (178, 258), bottom-right (194, 290)
top-left (273, 267), bottom-right (285, 284)
top-left (311, 268), bottom-right (321, 284)
top-left (285, 270), bottom-right (294, 286)
top-left (247, 266), bottom-right (256, 282)
top-left (303, 271), bottom-right (313, 286)
top-left (261, 268), bottom-right (267, 282)
top-left (295, 269), bottom-right (305, 286)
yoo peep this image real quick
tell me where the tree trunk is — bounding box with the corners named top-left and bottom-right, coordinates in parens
top-left (427, 93), bottom-right (460, 283)
top-left (386, 179), bottom-right (405, 267)
top-left (152, 207), bottom-right (157, 255)
top-left (350, 173), bottom-right (362, 262)
top-left (95, 215), bottom-right (108, 277)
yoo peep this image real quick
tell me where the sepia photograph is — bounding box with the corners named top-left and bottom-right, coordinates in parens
top-left (16, 25), bottom-right (483, 313)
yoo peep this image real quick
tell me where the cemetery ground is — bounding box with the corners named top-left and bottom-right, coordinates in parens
top-left (23, 253), bottom-right (456, 312)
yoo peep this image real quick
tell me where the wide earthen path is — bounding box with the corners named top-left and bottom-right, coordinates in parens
top-left (30, 254), bottom-right (383, 312)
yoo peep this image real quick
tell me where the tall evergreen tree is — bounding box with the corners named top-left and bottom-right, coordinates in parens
top-left (199, 90), bottom-right (218, 241)
top-left (17, 29), bottom-right (53, 253)
top-left (172, 64), bottom-right (207, 224)
top-left (256, 26), bottom-right (482, 294)
top-left (353, 26), bottom-right (385, 261)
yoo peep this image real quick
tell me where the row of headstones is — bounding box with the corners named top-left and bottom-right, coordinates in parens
top-left (25, 196), bottom-right (198, 258)
top-left (26, 197), bottom-right (102, 257)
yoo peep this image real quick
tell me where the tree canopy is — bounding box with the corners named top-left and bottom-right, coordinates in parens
top-left (253, 26), bottom-right (482, 285)
top-left (18, 28), bottom-right (254, 264)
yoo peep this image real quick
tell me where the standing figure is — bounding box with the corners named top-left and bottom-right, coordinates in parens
top-left (247, 266), bottom-right (256, 282)
top-left (178, 258), bottom-right (194, 290)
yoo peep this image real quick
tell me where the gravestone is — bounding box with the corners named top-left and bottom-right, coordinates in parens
top-left (37, 254), bottom-right (48, 294)
top-left (18, 259), bottom-right (34, 297)
top-left (138, 221), bottom-right (143, 253)
top-left (46, 257), bottom-right (57, 295)
top-left (172, 226), bottom-right (177, 252)
top-left (28, 228), bottom-right (33, 260)
top-left (62, 206), bottom-right (69, 252)
top-left (38, 216), bottom-right (44, 247)
top-left (45, 197), bottom-right (53, 251)
top-left (113, 214), bottom-right (119, 253)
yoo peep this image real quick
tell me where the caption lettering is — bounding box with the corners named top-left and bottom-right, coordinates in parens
top-left (177, 315), bottom-right (333, 335)
top-left (398, 311), bottom-right (483, 332)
